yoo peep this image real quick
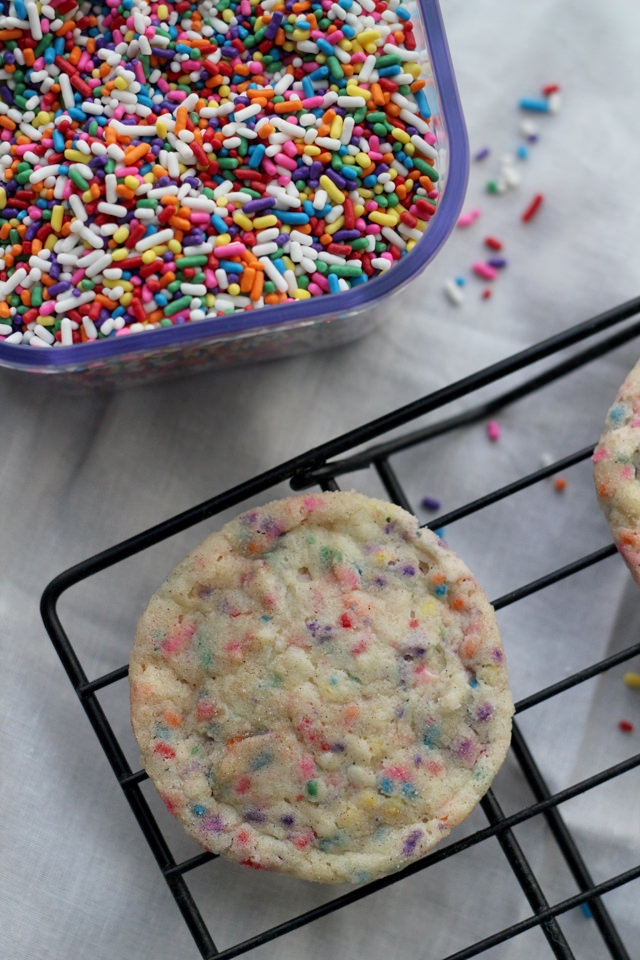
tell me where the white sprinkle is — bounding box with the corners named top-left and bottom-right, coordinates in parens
top-left (82, 316), bottom-right (98, 340)
top-left (313, 189), bottom-right (328, 211)
top-left (69, 194), bottom-right (87, 222)
top-left (252, 242), bottom-right (278, 257)
top-left (0, 322), bottom-right (13, 336)
top-left (381, 226), bottom-right (406, 249)
top-left (5, 331), bottom-right (23, 344)
top-left (29, 164), bottom-right (59, 184)
top-left (260, 257), bottom-right (288, 292)
top-left (273, 73), bottom-right (295, 95)
top-left (58, 73), bottom-right (74, 110)
top-left (135, 228), bottom-right (173, 252)
top-left (359, 55), bottom-right (377, 83)
top-left (443, 279), bottom-right (464, 305)
top-left (180, 284), bottom-right (207, 296)
top-left (399, 108), bottom-right (430, 134)
top-left (215, 268), bottom-right (228, 290)
top-left (60, 317), bottom-right (73, 345)
top-left (85, 254), bottom-right (113, 278)
top-left (55, 292), bottom-right (95, 314)
top-left (34, 324), bottom-right (55, 345)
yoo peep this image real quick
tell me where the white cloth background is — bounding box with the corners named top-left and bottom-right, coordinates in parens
top-left (2, 1), bottom-right (640, 958)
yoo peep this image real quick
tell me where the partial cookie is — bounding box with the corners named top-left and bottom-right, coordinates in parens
top-left (130, 491), bottom-right (513, 884)
top-left (594, 357), bottom-right (640, 586)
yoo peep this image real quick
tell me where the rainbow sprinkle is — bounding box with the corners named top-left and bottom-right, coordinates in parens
top-left (0, 0), bottom-right (440, 346)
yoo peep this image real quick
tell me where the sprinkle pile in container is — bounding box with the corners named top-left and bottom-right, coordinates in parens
top-left (0, 0), bottom-right (441, 348)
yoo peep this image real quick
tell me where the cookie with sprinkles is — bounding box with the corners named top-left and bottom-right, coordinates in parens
top-left (594, 357), bottom-right (640, 586)
top-left (130, 491), bottom-right (513, 883)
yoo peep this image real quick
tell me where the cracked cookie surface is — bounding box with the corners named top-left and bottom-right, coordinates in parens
top-left (130, 491), bottom-right (513, 883)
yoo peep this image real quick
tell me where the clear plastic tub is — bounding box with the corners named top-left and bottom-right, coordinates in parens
top-left (0, 0), bottom-right (468, 387)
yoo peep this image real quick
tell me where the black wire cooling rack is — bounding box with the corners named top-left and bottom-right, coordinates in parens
top-left (41, 297), bottom-right (640, 960)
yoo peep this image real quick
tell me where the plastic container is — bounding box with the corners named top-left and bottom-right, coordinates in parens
top-left (0, 0), bottom-right (468, 388)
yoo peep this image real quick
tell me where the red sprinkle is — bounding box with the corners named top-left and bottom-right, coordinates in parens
top-left (485, 236), bottom-right (503, 251)
top-left (522, 193), bottom-right (544, 222)
top-left (554, 477), bottom-right (567, 492)
top-left (481, 288), bottom-right (492, 300)
top-left (542, 83), bottom-right (561, 96)
top-left (618, 721), bottom-right (634, 732)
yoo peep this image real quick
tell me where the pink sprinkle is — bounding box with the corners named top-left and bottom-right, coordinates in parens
top-left (473, 262), bottom-right (498, 281)
top-left (487, 420), bottom-right (500, 441)
top-left (457, 208), bottom-right (481, 228)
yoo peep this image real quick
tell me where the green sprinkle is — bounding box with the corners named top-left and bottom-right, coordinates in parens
top-left (175, 255), bottom-right (208, 269)
top-left (306, 780), bottom-right (318, 797)
top-left (69, 168), bottom-right (89, 190)
top-left (163, 295), bottom-right (192, 316)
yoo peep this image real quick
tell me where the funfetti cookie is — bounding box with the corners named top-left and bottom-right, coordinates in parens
top-left (130, 491), bottom-right (513, 884)
top-left (594, 357), bottom-right (640, 586)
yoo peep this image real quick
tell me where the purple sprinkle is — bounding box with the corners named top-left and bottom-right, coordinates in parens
top-left (244, 809), bottom-right (266, 823)
top-left (242, 196), bottom-right (276, 214)
top-left (457, 738), bottom-right (475, 761)
top-left (420, 496), bottom-right (441, 511)
top-left (402, 564), bottom-right (415, 576)
top-left (203, 816), bottom-right (225, 833)
top-left (402, 829), bottom-right (422, 856)
top-left (488, 257), bottom-right (507, 269)
top-left (474, 147), bottom-right (490, 161)
top-left (476, 702), bottom-right (493, 721)
top-left (281, 814), bottom-right (295, 826)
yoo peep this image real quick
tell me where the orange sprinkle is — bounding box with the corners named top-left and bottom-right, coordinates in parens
top-left (240, 267), bottom-right (256, 294)
top-left (174, 105), bottom-right (188, 135)
top-left (250, 269), bottom-right (264, 301)
top-left (554, 477), bottom-right (567, 492)
top-left (124, 142), bottom-right (150, 165)
top-left (275, 99), bottom-right (304, 113)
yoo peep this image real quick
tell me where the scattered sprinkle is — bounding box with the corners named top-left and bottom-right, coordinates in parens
top-left (618, 720), bottom-right (634, 733)
top-left (457, 208), bottom-right (481, 228)
top-left (519, 97), bottom-right (551, 113)
top-left (554, 477), bottom-right (567, 492)
top-left (484, 236), bottom-right (502, 251)
top-left (623, 671), bottom-right (640, 689)
top-left (580, 903), bottom-right (593, 919)
top-left (473, 261), bottom-right (497, 281)
top-left (521, 193), bottom-right (544, 223)
top-left (443, 278), bottom-right (464, 305)
top-left (481, 288), bottom-right (492, 300)
top-left (420, 496), bottom-right (441, 511)
top-left (474, 147), bottom-right (490, 162)
top-left (487, 420), bottom-right (500, 441)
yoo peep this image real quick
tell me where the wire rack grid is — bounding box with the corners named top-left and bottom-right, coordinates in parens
top-left (41, 297), bottom-right (640, 960)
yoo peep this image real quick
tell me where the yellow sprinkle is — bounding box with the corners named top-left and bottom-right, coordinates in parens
top-left (292, 28), bottom-right (309, 40)
top-left (293, 289), bottom-right (311, 299)
top-left (157, 3), bottom-right (169, 18)
top-left (143, 172), bottom-right (154, 184)
top-left (64, 149), bottom-right (87, 163)
top-left (347, 83), bottom-right (372, 101)
top-left (156, 120), bottom-right (168, 139)
top-left (325, 215), bottom-right (344, 235)
top-left (215, 233), bottom-right (232, 245)
top-left (357, 29), bottom-right (380, 46)
top-left (388, 168), bottom-right (397, 181)
top-left (124, 29), bottom-right (135, 42)
top-left (114, 76), bottom-right (128, 91)
top-left (233, 211), bottom-right (253, 231)
top-left (303, 144), bottom-right (321, 156)
top-left (252, 214), bottom-right (277, 229)
top-left (37, 315), bottom-right (55, 326)
top-left (119, 292), bottom-right (133, 306)
top-left (168, 239), bottom-right (182, 254)
top-left (419, 598), bottom-right (440, 618)
top-left (124, 175), bottom-right (140, 191)
top-left (405, 62), bottom-right (421, 79)
top-left (113, 226), bottom-right (129, 244)
top-left (354, 204), bottom-right (365, 217)
top-left (221, 8), bottom-right (233, 20)
top-left (406, 239), bottom-right (416, 251)
top-left (404, 143), bottom-right (415, 156)
top-left (45, 234), bottom-right (57, 251)
top-left (282, 255), bottom-right (295, 272)
top-left (111, 248), bottom-right (128, 261)
top-left (391, 128), bottom-right (410, 144)
top-left (205, 294), bottom-right (217, 307)
top-left (0, 187), bottom-right (5, 211)
top-left (320, 174), bottom-right (345, 205)
top-left (330, 115), bottom-right (342, 139)
top-left (219, 85), bottom-right (231, 98)
top-left (355, 152), bottom-right (370, 168)
top-left (51, 204), bottom-right (64, 233)
top-left (141, 249), bottom-right (160, 264)
top-left (624, 672), bottom-right (640, 689)
top-left (227, 283), bottom-right (240, 296)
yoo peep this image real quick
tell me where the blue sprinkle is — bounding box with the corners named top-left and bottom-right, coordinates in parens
top-left (378, 777), bottom-right (394, 796)
top-left (519, 97), bottom-right (550, 113)
top-left (316, 38), bottom-right (333, 55)
top-left (211, 214), bottom-right (228, 233)
top-left (15, 0), bottom-right (27, 17)
top-left (401, 782), bottom-right (418, 798)
top-left (434, 584), bottom-right (447, 596)
top-left (397, 5), bottom-right (411, 18)
top-left (302, 76), bottom-right (314, 98)
top-left (328, 273), bottom-right (340, 294)
top-left (516, 144), bottom-right (529, 160)
top-left (272, 257), bottom-right (286, 274)
top-left (455, 276), bottom-right (466, 286)
top-left (415, 89), bottom-right (431, 119)
top-left (192, 805), bottom-right (206, 816)
top-left (580, 903), bottom-right (593, 919)
top-left (277, 210), bottom-right (309, 224)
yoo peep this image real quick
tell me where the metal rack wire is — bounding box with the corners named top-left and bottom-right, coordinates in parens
top-left (41, 296), bottom-right (640, 960)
